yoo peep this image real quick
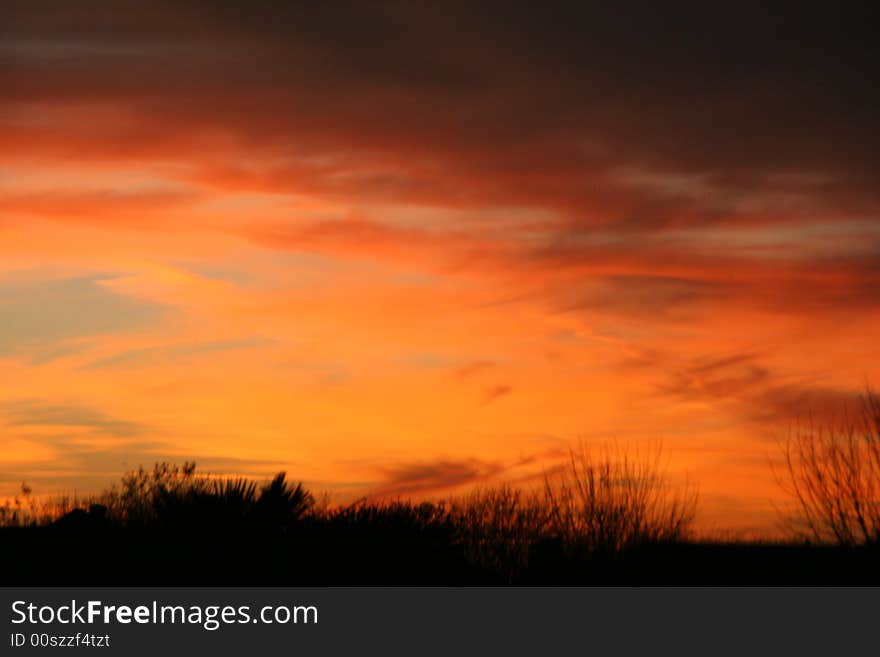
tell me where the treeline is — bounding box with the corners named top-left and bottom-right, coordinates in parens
top-left (2, 447), bottom-right (695, 584)
top-left (0, 391), bottom-right (880, 585)
top-left (1, 434), bottom-right (879, 584)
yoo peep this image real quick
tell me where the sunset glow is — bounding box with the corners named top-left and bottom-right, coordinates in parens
top-left (3, 2), bottom-right (878, 534)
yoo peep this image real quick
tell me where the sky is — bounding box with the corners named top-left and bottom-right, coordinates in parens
top-left (2, 2), bottom-right (878, 533)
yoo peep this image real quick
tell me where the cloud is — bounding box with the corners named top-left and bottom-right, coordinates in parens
top-left (0, 275), bottom-right (165, 357)
top-left (455, 360), bottom-right (495, 378)
top-left (659, 352), bottom-right (863, 428)
top-left (244, 217), bottom-right (502, 274)
top-left (4, 2), bottom-right (880, 330)
top-left (371, 457), bottom-right (507, 497)
top-left (0, 186), bottom-right (200, 227)
top-left (0, 399), bottom-right (150, 436)
top-left (0, 433), bottom-right (285, 493)
top-left (80, 337), bottom-right (272, 371)
top-left (483, 384), bottom-right (512, 404)
top-left (4, 2), bottom-right (878, 229)
top-left (365, 446), bottom-right (571, 499)
top-left (746, 384), bottom-right (863, 427)
top-left (25, 342), bottom-right (91, 367)
top-left (558, 275), bottom-right (724, 320)
top-left (0, 397), bottom-right (286, 493)
top-left (246, 216), bottom-right (880, 324)
top-left (660, 352), bottom-right (771, 402)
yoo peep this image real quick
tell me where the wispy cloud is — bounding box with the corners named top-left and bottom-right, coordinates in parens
top-left (371, 457), bottom-right (507, 498)
top-left (80, 337), bottom-right (272, 371)
top-left (0, 399), bottom-right (150, 437)
top-left (455, 360), bottom-right (495, 378)
top-left (659, 352), bottom-right (863, 428)
top-left (483, 384), bottom-right (512, 404)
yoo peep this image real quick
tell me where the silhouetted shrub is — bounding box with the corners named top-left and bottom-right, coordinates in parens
top-left (0, 483), bottom-right (39, 527)
top-left (543, 444), bottom-right (698, 555)
top-left (254, 473), bottom-right (314, 529)
top-left (451, 485), bottom-right (549, 582)
top-left (0, 451), bottom-right (707, 584)
top-left (93, 463), bottom-right (313, 535)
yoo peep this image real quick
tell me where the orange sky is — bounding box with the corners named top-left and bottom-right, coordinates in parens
top-left (2, 3), bottom-right (879, 534)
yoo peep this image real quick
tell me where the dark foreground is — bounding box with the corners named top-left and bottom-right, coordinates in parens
top-left (2, 520), bottom-right (878, 585)
top-left (4, 466), bottom-right (877, 585)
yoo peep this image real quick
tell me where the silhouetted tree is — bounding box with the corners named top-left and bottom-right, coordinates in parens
top-left (777, 390), bottom-right (880, 546)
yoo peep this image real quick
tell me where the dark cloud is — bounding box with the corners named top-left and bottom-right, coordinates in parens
top-left (3, 1), bottom-right (878, 227)
top-left (4, 1), bottom-right (879, 329)
top-left (371, 457), bottom-right (507, 497)
top-left (660, 351), bottom-right (863, 427)
top-left (455, 360), bottom-right (495, 378)
top-left (558, 275), bottom-right (724, 320)
top-left (0, 188), bottom-right (200, 227)
top-left (248, 215), bottom-right (880, 323)
top-left (484, 384), bottom-right (512, 404)
top-left (661, 351), bottom-right (770, 402)
top-left (746, 384), bottom-right (863, 426)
